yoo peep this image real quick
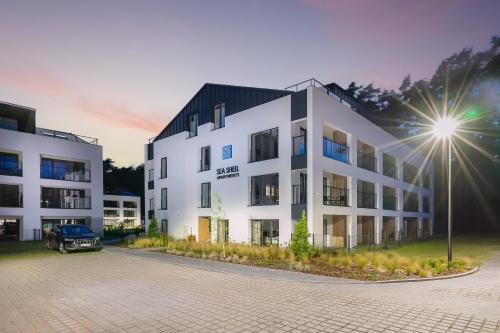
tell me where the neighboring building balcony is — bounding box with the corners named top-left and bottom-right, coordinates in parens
top-left (40, 166), bottom-right (91, 182)
top-left (383, 195), bottom-right (397, 210)
top-left (357, 191), bottom-right (377, 209)
top-left (357, 152), bottom-right (377, 172)
top-left (104, 210), bottom-right (119, 217)
top-left (323, 186), bottom-right (349, 207)
top-left (0, 161), bottom-right (22, 177)
top-left (323, 137), bottom-right (349, 164)
top-left (40, 196), bottom-right (91, 209)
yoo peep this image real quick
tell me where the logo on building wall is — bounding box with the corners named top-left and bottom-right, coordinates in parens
top-left (216, 165), bottom-right (239, 179)
top-left (222, 145), bottom-right (232, 160)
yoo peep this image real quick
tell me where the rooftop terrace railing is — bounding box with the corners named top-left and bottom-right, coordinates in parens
top-left (36, 128), bottom-right (98, 145)
top-left (284, 78), bottom-right (369, 114)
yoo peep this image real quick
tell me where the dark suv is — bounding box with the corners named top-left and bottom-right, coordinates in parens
top-left (46, 224), bottom-right (102, 254)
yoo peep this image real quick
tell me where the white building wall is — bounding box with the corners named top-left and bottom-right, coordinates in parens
top-left (0, 128), bottom-right (103, 240)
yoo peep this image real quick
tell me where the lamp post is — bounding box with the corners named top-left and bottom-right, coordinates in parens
top-left (432, 117), bottom-right (458, 262)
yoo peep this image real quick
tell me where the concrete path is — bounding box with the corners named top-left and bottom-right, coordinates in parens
top-left (0, 246), bottom-right (499, 332)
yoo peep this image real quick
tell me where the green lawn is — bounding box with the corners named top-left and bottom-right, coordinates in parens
top-left (380, 234), bottom-right (500, 266)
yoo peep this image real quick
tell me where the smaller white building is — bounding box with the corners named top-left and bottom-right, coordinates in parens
top-left (103, 195), bottom-right (142, 227)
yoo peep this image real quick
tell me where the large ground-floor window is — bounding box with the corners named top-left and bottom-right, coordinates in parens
top-left (251, 219), bottom-right (279, 246)
top-left (0, 218), bottom-right (19, 241)
top-left (323, 215), bottom-right (347, 248)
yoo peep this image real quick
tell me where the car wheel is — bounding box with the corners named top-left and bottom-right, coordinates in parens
top-left (59, 242), bottom-right (67, 254)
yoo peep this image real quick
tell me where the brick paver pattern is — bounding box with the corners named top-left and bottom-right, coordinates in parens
top-left (1, 251), bottom-right (499, 333)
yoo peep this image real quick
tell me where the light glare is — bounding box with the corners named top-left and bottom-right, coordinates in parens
top-left (432, 117), bottom-right (459, 139)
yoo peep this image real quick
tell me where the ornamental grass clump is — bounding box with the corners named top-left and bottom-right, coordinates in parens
top-left (352, 254), bottom-right (369, 269)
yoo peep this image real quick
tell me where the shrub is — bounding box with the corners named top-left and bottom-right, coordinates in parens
top-left (147, 217), bottom-right (160, 238)
top-left (353, 255), bottom-right (369, 269)
top-left (290, 211), bottom-right (313, 257)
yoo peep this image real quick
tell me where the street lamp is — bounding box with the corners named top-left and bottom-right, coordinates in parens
top-left (432, 116), bottom-right (459, 262)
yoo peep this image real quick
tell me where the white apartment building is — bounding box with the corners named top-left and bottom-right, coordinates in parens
top-left (144, 80), bottom-right (434, 248)
top-left (0, 101), bottom-right (103, 241)
top-left (103, 194), bottom-right (142, 227)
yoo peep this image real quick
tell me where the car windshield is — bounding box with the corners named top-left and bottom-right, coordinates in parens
top-left (61, 225), bottom-right (91, 234)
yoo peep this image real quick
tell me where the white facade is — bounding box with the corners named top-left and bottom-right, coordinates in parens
top-left (0, 103), bottom-right (103, 241)
top-left (145, 82), bottom-right (434, 248)
top-left (103, 194), bottom-right (141, 227)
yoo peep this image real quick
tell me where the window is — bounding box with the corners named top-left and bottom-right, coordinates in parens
top-left (160, 157), bottom-right (167, 178)
top-left (161, 219), bottom-right (168, 234)
top-left (40, 158), bottom-right (89, 182)
top-left (148, 169), bottom-right (154, 181)
top-left (0, 117), bottom-right (18, 131)
top-left (123, 210), bottom-right (136, 217)
top-left (149, 197), bottom-right (154, 210)
top-left (403, 162), bottom-right (419, 185)
top-left (123, 201), bottom-right (137, 208)
top-left (213, 103), bottom-right (225, 130)
top-left (383, 154), bottom-right (398, 179)
top-left (40, 187), bottom-right (89, 209)
top-left (250, 128), bottom-right (278, 162)
top-left (403, 191), bottom-right (419, 212)
top-left (423, 196), bottom-right (430, 213)
top-left (104, 200), bottom-right (119, 208)
top-left (201, 182), bottom-right (211, 208)
top-left (357, 180), bottom-right (376, 209)
top-left (210, 219), bottom-right (228, 243)
top-left (0, 184), bottom-right (22, 207)
top-left (104, 210), bottom-right (119, 217)
top-left (423, 173), bottom-right (431, 189)
top-left (161, 188), bottom-right (167, 210)
top-left (188, 113), bottom-right (198, 138)
top-left (383, 186), bottom-right (397, 210)
top-left (250, 173), bottom-right (279, 206)
top-left (200, 146), bottom-right (210, 171)
top-left (357, 140), bottom-right (377, 172)
top-left (0, 152), bottom-right (21, 176)
top-left (251, 220), bottom-right (279, 246)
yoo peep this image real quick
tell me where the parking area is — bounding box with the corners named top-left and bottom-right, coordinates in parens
top-left (1, 246), bottom-right (499, 332)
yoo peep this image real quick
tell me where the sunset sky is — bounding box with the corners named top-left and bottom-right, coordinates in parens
top-left (1, 0), bottom-right (499, 166)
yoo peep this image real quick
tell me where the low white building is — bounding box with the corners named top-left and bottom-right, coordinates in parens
top-left (103, 194), bottom-right (141, 227)
top-left (0, 101), bottom-right (103, 241)
top-left (144, 80), bottom-right (434, 248)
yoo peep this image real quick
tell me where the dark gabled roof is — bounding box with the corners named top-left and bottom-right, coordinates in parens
top-left (154, 83), bottom-right (291, 142)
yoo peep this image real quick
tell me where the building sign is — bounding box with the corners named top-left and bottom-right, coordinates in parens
top-left (222, 145), bottom-right (232, 160)
top-left (216, 165), bottom-right (239, 179)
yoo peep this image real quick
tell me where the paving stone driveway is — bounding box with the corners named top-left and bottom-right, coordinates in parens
top-left (1, 247), bottom-right (499, 333)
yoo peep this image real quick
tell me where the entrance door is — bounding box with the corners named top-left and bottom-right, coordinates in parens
top-left (198, 217), bottom-right (210, 242)
top-left (0, 219), bottom-right (19, 241)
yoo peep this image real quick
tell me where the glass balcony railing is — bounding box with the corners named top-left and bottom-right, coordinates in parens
top-left (292, 185), bottom-right (307, 204)
top-left (292, 135), bottom-right (306, 156)
top-left (323, 137), bottom-right (349, 163)
top-left (357, 152), bottom-right (377, 172)
top-left (40, 197), bottom-right (91, 209)
top-left (40, 166), bottom-right (91, 182)
top-left (323, 186), bottom-right (349, 206)
top-left (357, 191), bottom-right (377, 209)
top-left (0, 161), bottom-right (22, 176)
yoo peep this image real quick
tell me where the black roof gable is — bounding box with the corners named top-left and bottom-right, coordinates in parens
top-left (154, 83), bottom-right (291, 141)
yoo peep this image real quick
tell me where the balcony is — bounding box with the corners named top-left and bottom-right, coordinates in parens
top-left (40, 196), bottom-right (91, 209)
top-left (323, 186), bottom-right (349, 206)
top-left (323, 137), bottom-right (349, 164)
top-left (36, 128), bottom-right (98, 145)
top-left (383, 195), bottom-right (397, 210)
top-left (0, 192), bottom-right (22, 207)
top-left (0, 161), bottom-right (22, 177)
top-left (40, 166), bottom-right (91, 182)
top-left (357, 191), bottom-right (377, 209)
top-left (357, 152), bottom-right (377, 172)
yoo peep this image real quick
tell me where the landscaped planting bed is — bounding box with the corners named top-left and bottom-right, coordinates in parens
top-left (128, 237), bottom-right (473, 281)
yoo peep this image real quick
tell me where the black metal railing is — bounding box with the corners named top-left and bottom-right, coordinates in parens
top-left (357, 152), bottom-right (377, 172)
top-left (323, 137), bottom-right (349, 163)
top-left (0, 161), bottom-right (22, 176)
top-left (383, 195), bottom-right (397, 210)
top-left (36, 128), bottom-right (98, 145)
top-left (357, 191), bottom-right (377, 208)
top-left (323, 186), bottom-right (349, 206)
top-left (292, 135), bottom-right (306, 156)
top-left (40, 197), bottom-right (91, 209)
top-left (292, 185), bottom-right (307, 204)
top-left (40, 166), bottom-right (91, 182)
